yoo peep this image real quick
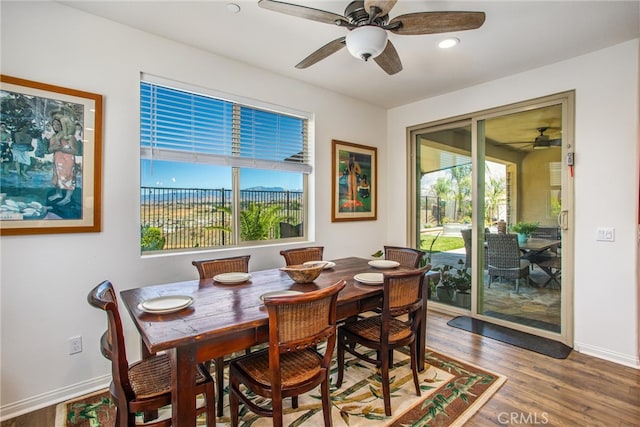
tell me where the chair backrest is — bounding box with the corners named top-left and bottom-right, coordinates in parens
top-left (384, 246), bottom-right (426, 268)
top-left (87, 281), bottom-right (134, 401)
top-left (262, 280), bottom-right (346, 389)
top-left (381, 267), bottom-right (429, 343)
top-left (279, 222), bottom-right (303, 238)
top-left (530, 226), bottom-right (561, 240)
top-left (486, 233), bottom-right (522, 268)
top-left (279, 246), bottom-right (324, 266)
top-left (192, 255), bottom-right (250, 279)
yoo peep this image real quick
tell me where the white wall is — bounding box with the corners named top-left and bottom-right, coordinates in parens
top-left (0, 2), bottom-right (388, 418)
top-left (387, 40), bottom-right (640, 368)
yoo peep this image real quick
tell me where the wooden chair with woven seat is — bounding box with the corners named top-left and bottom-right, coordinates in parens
top-left (486, 233), bottom-right (531, 293)
top-left (336, 267), bottom-right (429, 416)
top-left (279, 246), bottom-right (324, 266)
top-left (192, 255), bottom-right (250, 416)
top-left (192, 255), bottom-right (251, 280)
top-left (229, 280), bottom-right (346, 427)
top-left (383, 245), bottom-right (425, 268)
top-left (87, 280), bottom-right (216, 427)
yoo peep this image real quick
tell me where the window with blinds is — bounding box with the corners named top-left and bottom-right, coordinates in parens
top-left (140, 77), bottom-right (311, 253)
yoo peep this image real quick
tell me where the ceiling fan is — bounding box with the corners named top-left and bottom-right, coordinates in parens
top-left (503, 127), bottom-right (562, 150)
top-left (257, 0), bottom-right (486, 75)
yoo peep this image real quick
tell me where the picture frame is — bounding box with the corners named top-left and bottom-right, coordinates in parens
top-left (0, 75), bottom-right (103, 235)
top-left (331, 139), bottom-right (377, 222)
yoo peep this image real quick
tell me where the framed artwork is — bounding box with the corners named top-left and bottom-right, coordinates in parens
top-left (0, 75), bottom-right (103, 235)
top-left (331, 139), bottom-right (377, 222)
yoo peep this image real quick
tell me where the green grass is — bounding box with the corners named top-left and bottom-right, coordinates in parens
top-left (420, 235), bottom-right (464, 253)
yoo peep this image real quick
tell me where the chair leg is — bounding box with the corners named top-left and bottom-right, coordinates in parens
top-left (229, 382), bottom-right (239, 427)
top-left (215, 357), bottom-right (225, 417)
top-left (380, 349), bottom-right (392, 416)
top-left (321, 374), bottom-right (333, 427)
top-left (410, 341), bottom-right (420, 397)
top-left (205, 381), bottom-right (217, 427)
top-left (336, 333), bottom-right (345, 387)
top-left (515, 278), bottom-right (520, 293)
top-left (272, 394), bottom-right (284, 427)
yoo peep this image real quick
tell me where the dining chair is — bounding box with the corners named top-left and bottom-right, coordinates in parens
top-left (229, 280), bottom-right (346, 427)
top-left (192, 255), bottom-right (251, 279)
top-left (486, 233), bottom-right (531, 293)
top-left (191, 255), bottom-right (250, 416)
top-left (279, 246), bottom-right (324, 265)
top-left (336, 267), bottom-right (429, 416)
top-left (383, 245), bottom-right (425, 268)
top-left (87, 281), bottom-right (216, 427)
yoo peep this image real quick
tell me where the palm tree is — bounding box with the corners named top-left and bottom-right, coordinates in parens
top-left (239, 203), bottom-right (284, 241)
top-left (432, 176), bottom-right (452, 225)
top-left (449, 164), bottom-right (472, 221)
top-left (485, 175), bottom-right (506, 223)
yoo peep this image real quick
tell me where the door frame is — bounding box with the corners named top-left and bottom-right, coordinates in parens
top-left (407, 91), bottom-right (575, 346)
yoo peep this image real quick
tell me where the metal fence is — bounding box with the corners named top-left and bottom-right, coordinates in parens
top-left (141, 187), bottom-right (303, 250)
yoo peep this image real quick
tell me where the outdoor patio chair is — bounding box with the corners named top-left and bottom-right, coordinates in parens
top-left (486, 233), bottom-right (530, 293)
top-left (279, 222), bottom-right (303, 238)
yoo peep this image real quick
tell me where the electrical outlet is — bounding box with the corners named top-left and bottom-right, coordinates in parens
top-left (69, 336), bottom-right (82, 355)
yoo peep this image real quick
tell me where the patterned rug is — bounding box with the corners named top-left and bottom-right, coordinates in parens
top-left (55, 348), bottom-right (505, 426)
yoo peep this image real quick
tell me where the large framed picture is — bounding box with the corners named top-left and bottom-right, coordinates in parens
top-left (0, 75), bottom-right (103, 235)
top-left (331, 139), bottom-right (377, 222)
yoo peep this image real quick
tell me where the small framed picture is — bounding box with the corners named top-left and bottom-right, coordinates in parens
top-left (331, 139), bottom-right (377, 222)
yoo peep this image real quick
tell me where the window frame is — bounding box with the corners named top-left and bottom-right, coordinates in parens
top-left (140, 74), bottom-right (313, 254)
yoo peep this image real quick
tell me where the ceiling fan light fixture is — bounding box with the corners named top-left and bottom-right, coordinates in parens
top-left (346, 25), bottom-right (388, 61)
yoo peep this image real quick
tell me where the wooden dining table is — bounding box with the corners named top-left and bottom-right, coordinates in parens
top-left (120, 257), bottom-right (430, 427)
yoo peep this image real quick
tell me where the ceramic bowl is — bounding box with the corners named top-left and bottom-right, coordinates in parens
top-left (279, 263), bottom-right (326, 283)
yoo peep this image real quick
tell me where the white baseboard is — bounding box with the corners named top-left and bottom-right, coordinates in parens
top-left (574, 341), bottom-right (640, 369)
top-left (0, 374), bottom-right (110, 422)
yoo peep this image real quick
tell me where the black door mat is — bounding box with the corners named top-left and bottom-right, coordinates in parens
top-left (447, 315), bottom-right (572, 359)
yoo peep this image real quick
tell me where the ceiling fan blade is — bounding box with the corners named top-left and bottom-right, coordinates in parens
top-left (258, 0), bottom-right (349, 26)
top-left (295, 37), bottom-right (346, 69)
top-left (364, 0), bottom-right (398, 19)
top-left (388, 11), bottom-right (486, 35)
top-left (374, 40), bottom-right (402, 75)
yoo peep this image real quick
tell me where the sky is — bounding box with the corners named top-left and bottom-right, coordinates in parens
top-left (141, 159), bottom-right (302, 190)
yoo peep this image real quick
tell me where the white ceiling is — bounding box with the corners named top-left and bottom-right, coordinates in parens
top-left (61, 0), bottom-right (639, 109)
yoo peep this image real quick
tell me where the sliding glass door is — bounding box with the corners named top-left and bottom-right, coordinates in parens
top-left (477, 103), bottom-right (565, 334)
top-left (409, 92), bottom-right (573, 345)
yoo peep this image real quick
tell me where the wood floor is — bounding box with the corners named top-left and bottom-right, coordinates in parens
top-left (3, 310), bottom-right (638, 426)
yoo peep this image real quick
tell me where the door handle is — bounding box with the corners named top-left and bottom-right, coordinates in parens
top-left (558, 210), bottom-right (569, 230)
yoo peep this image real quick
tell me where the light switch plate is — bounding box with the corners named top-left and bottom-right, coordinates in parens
top-left (596, 227), bottom-right (615, 242)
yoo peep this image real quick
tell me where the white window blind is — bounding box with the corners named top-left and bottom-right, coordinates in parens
top-left (140, 80), bottom-right (311, 173)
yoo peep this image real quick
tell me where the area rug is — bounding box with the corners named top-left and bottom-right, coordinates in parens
top-left (55, 348), bottom-right (505, 426)
top-left (447, 315), bottom-right (572, 359)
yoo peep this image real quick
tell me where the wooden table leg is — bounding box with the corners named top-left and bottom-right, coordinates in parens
top-left (170, 347), bottom-right (197, 427)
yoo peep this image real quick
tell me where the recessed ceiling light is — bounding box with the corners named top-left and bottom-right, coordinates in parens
top-left (226, 3), bottom-right (241, 13)
top-left (438, 38), bottom-right (460, 49)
